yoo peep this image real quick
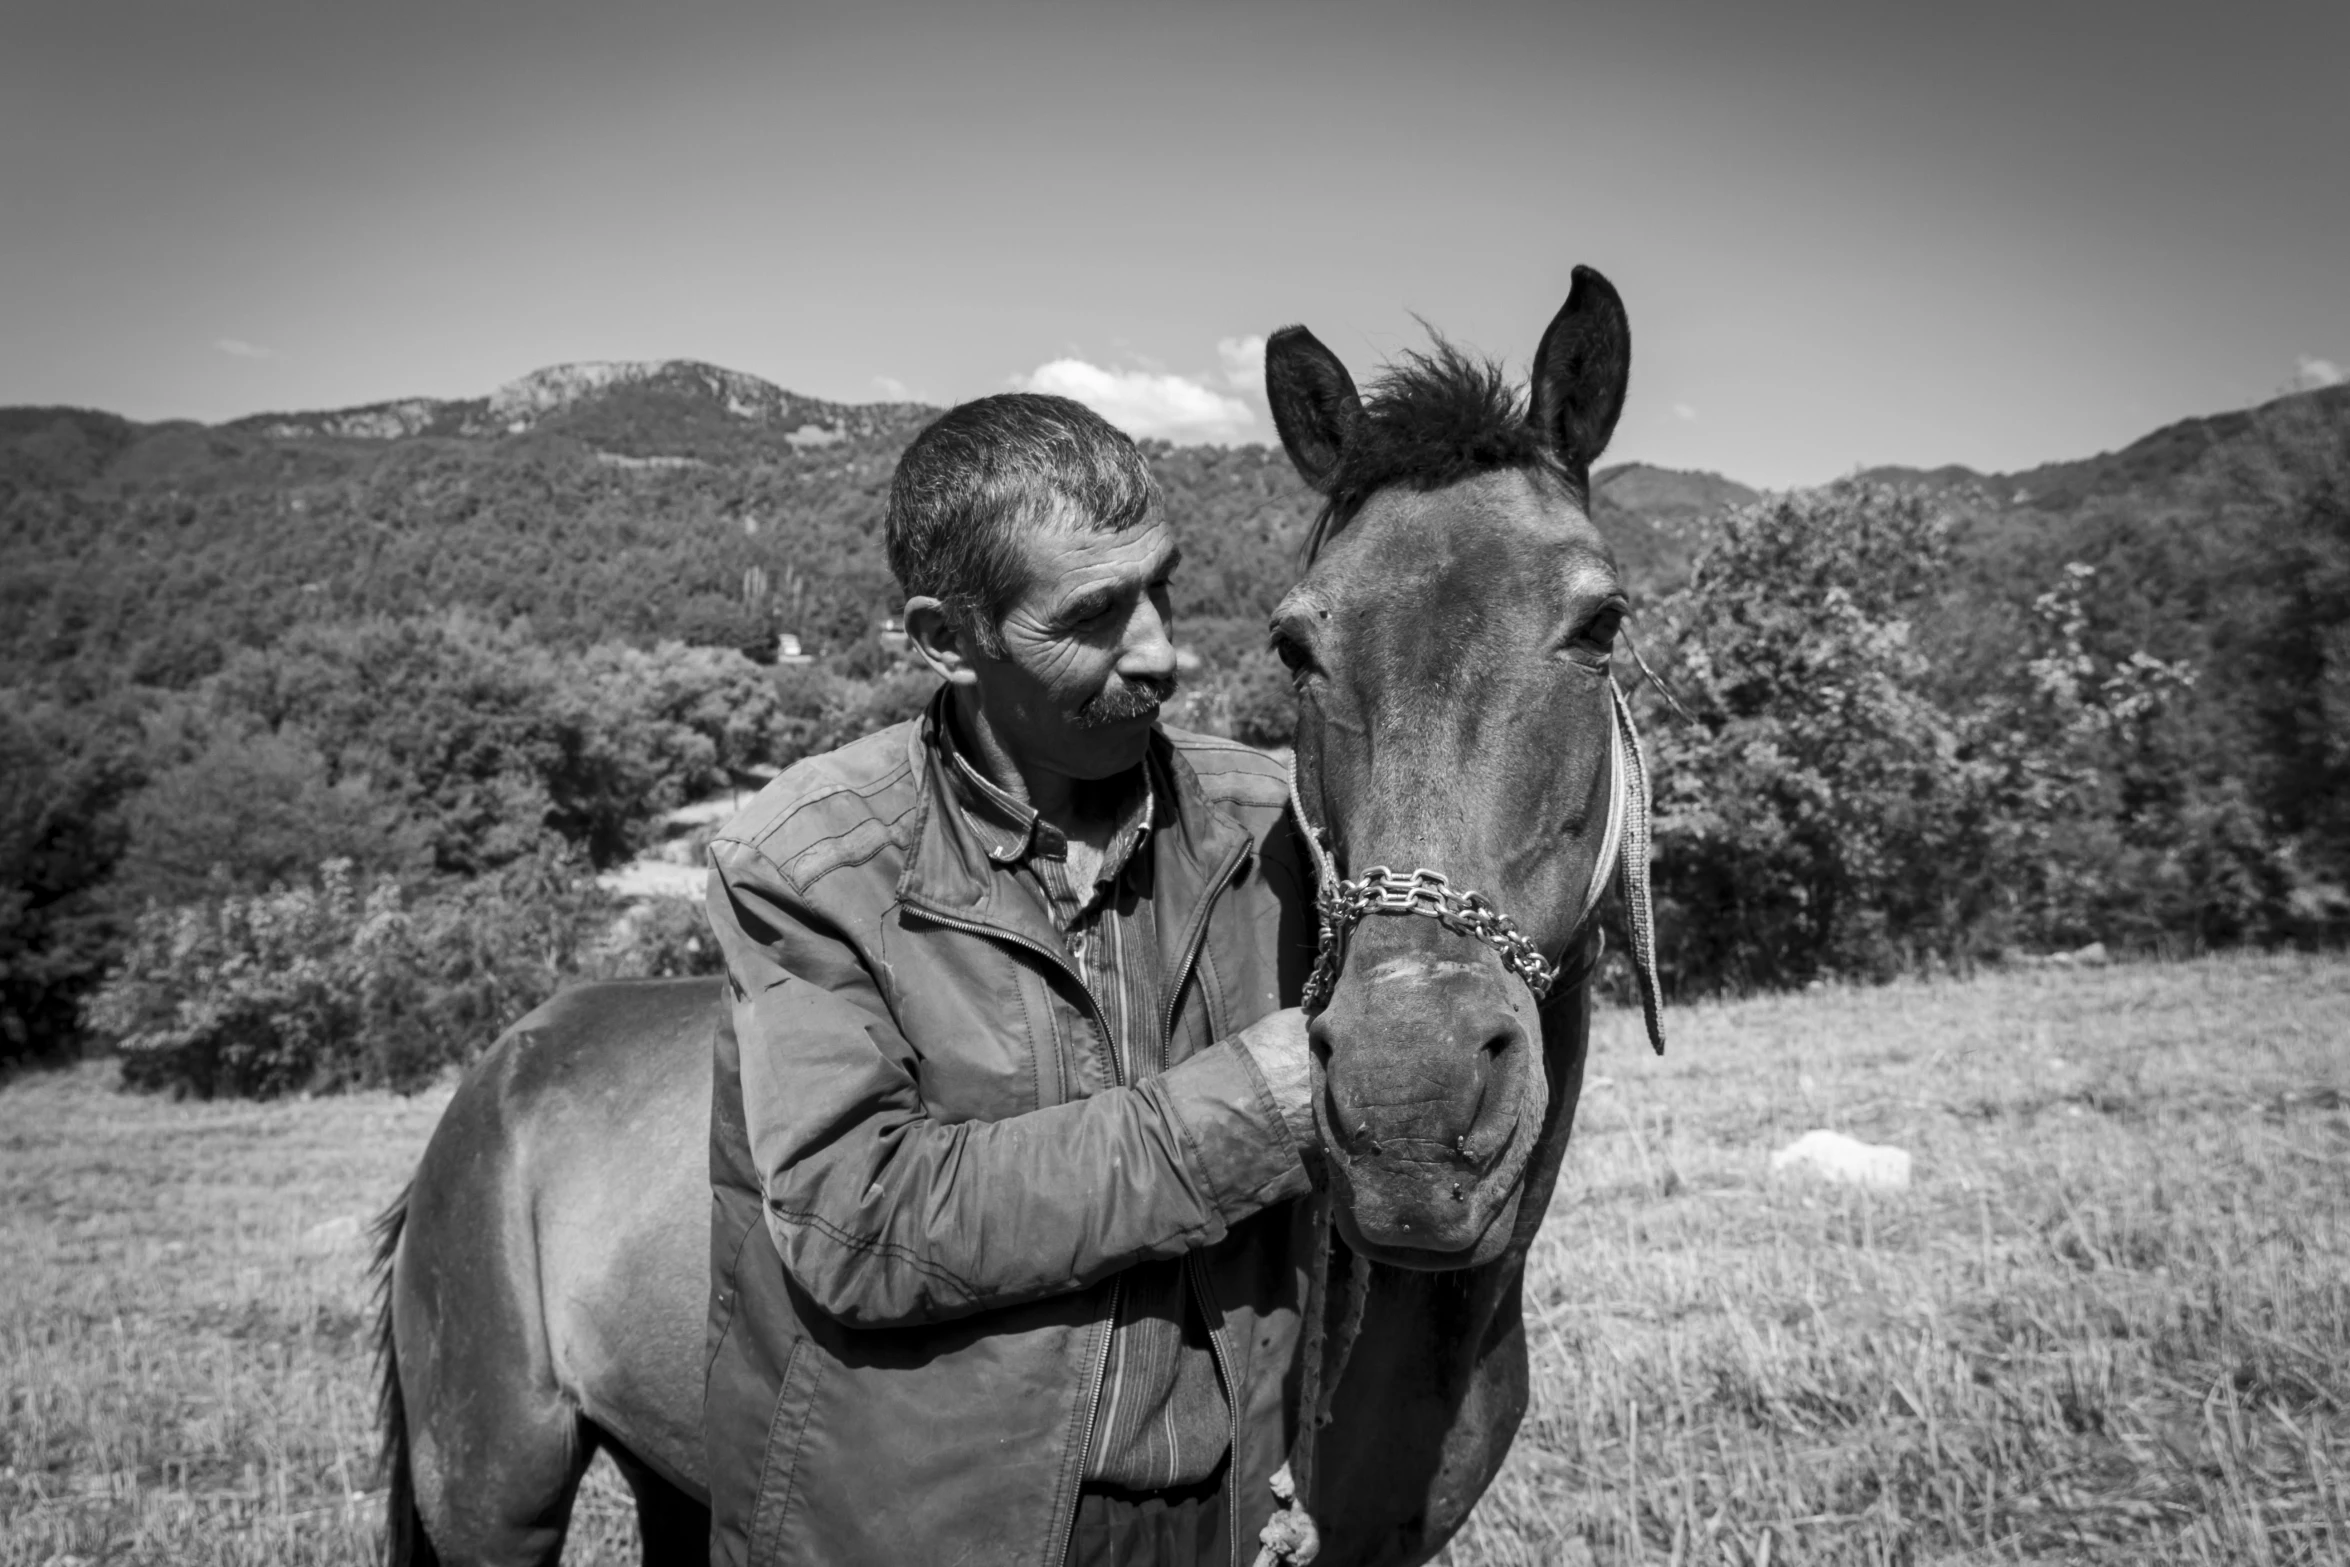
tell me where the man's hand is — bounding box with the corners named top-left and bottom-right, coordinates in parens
top-left (1236, 1008), bottom-right (1318, 1154)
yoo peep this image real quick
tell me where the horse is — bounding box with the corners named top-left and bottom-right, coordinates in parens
top-left (375, 263), bottom-right (1658, 1567)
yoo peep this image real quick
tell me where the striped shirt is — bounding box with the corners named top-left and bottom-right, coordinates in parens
top-left (941, 734), bottom-right (1231, 1492)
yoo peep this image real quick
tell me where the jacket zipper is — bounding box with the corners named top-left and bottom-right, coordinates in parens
top-left (1050, 1272), bottom-right (1121, 1567)
top-left (1189, 1250), bottom-right (1247, 1567)
top-left (901, 903), bottom-right (1123, 1567)
top-left (901, 905), bottom-right (1121, 1084)
top-left (1158, 840), bottom-right (1248, 1059)
top-left (1165, 843), bottom-right (1248, 1567)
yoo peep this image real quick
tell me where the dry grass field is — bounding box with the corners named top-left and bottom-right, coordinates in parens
top-left (1451, 952), bottom-right (2350, 1567)
top-left (3, 952), bottom-right (2344, 1565)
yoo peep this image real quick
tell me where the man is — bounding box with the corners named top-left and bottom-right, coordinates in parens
top-left (702, 392), bottom-right (1321, 1567)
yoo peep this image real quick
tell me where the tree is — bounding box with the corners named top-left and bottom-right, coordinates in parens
top-left (0, 701), bottom-right (139, 1062)
top-left (2223, 399), bottom-right (2350, 891)
top-left (106, 726), bottom-right (429, 913)
top-left (1640, 486), bottom-right (2010, 989)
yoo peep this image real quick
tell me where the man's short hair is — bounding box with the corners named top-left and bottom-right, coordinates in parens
top-left (886, 393), bottom-right (1162, 657)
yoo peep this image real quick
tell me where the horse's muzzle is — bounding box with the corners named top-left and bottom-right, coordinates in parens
top-left (1308, 943), bottom-right (1543, 1266)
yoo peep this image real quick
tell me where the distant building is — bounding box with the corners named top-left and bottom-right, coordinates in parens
top-left (878, 617), bottom-right (910, 654)
top-left (740, 629), bottom-right (813, 667)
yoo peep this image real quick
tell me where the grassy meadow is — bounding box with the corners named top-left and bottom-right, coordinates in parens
top-left (3, 952), bottom-right (2345, 1565)
top-left (1451, 952), bottom-right (2350, 1566)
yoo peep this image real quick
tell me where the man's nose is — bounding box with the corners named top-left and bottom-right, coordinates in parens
top-left (1120, 596), bottom-right (1176, 680)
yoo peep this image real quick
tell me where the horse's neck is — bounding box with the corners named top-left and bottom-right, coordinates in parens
top-left (1313, 1245), bottom-right (1533, 1566)
top-left (1313, 992), bottom-right (1588, 1566)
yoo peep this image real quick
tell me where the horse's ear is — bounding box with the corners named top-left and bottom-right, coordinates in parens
top-left (1529, 265), bottom-right (1631, 473)
top-left (1265, 325), bottom-right (1362, 494)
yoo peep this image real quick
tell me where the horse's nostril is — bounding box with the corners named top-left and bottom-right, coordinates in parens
top-left (1315, 981), bottom-right (1532, 1168)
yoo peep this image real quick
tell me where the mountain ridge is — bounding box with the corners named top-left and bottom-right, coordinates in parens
top-left (223, 358), bottom-right (934, 449)
top-left (1851, 382), bottom-right (2350, 511)
top-left (12, 357), bottom-right (2346, 518)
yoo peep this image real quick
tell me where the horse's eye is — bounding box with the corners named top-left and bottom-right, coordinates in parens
top-left (1563, 604), bottom-right (1624, 667)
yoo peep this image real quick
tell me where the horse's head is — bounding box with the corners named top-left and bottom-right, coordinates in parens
top-left (1266, 266), bottom-right (1643, 1270)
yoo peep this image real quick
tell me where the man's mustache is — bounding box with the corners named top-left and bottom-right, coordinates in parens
top-left (1073, 673), bottom-right (1179, 729)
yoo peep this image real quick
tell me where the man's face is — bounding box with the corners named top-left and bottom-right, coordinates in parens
top-left (968, 511), bottom-right (1182, 783)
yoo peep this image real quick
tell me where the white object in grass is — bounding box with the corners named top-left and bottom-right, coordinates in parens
top-left (1770, 1130), bottom-right (1912, 1191)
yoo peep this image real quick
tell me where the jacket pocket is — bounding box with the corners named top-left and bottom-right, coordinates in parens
top-left (745, 1337), bottom-right (825, 1565)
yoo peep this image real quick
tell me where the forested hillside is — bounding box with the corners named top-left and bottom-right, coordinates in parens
top-left (5, 359), bottom-right (2344, 1091)
top-left (0, 368), bottom-right (1319, 695)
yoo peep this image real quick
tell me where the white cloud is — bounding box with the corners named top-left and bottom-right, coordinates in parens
top-left (1217, 334), bottom-right (1267, 391)
top-left (2295, 355), bottom-right (2344, 391)
top-left (1673, 402), bottom-right (1699, 422)
top-left (872, 375), bottom-right (914, 401)
top-left (1016, 358), bottom-right (1257, 443)
top-left (214, 337), bottom-right (275, 360)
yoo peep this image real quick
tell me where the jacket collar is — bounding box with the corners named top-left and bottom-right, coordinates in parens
top-left (936, 709), bottom-right (1157, 886)
top-left (896, 689), bottom-right (1253, 956)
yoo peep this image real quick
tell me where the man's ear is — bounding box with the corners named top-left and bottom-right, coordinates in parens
top-left (904, 597), bottom-right (979, 686)
top-left (1265, 325), bottom-right (1362, 494)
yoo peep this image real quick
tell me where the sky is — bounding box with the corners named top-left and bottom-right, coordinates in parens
top-left (2, 0), bottom-right (2343, 488)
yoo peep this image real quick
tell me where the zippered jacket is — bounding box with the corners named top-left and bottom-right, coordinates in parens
top-left (703, 693), bottom-right (1318, 1566)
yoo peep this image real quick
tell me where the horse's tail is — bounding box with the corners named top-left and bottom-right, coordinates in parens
top-left (371, 1183), bottom-right (439, 1567)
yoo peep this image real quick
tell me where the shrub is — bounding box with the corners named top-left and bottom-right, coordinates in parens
top-left (599, 895), bottom-right (728, 980)
top-left (1637, 485), bottom-right (2299, 993)
top-left (90, 861), bottom-right (396, 1097)
top-left (803, 667), bottom-right (942, 756)
top-left (1166, 649), bottom-right (1295, 749)
top-left (88, 852), bottom-right (620, 1096)
top-left (87, 849), bottom-right (733, 1098)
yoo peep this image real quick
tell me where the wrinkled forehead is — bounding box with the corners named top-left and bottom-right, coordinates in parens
top-left (1283, 467), bottom-right (1621, 622)
top-left (1007, 510), bottom-right (1178, 610)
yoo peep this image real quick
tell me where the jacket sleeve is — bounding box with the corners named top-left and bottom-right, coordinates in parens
top-left (706, 837), bottom-right (1311, 1329)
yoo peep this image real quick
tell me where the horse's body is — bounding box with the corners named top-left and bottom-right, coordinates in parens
top-left (379, 266), bottom-right (1645, 1566)
top-left (379, 981), bottom-right (715, 1563)
top-left (379, 975), bottom-right (1589, 1564)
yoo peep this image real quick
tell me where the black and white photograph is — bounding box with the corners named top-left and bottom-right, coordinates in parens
top-left (4, 3), bottom-right (2346, 1564)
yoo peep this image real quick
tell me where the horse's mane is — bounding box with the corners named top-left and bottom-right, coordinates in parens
top-left (1304, 338), bottom-right (1570, 561)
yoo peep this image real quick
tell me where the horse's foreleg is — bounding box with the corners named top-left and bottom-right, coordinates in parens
top-left (408, 1402), bottom-right (589, 1567)
top-left (391, 1234), bottom-right (594, 1564)
top-left (603, 1436), bottom-right (713, 1566)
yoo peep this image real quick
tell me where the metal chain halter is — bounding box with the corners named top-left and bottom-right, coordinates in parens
top-left (1286, 677), bottom-right (1659, 1037)
top-left (1300, 868), bottom-right (1563, 1012)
